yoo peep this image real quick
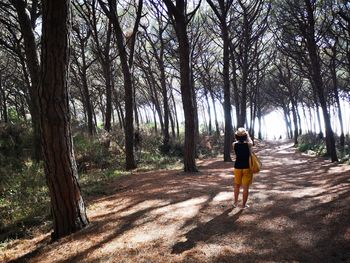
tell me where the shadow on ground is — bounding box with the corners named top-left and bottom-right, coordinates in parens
top-left (5, 140), bottom-right (350, 263)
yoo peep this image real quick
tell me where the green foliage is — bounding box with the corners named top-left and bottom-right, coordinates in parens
top-left (0, 122), bottom-right (32, 158)
top-left (7, 107), bottom-right (22, 123)
top-left (298, 133), bottom-right (350, 163)
top-left (0, 162), bottom-right (49, 241)
top-left (74, 133), bottom-right (113, 171)
top-left (297, 132), bottom-right (327, 155)
top-left (80, 169), bottom-right (130, 197)
top-left (197, 134), bottom-right (224, 158)
top-left (0, 122), bottom-right (224, 243)
top-left (139, 134), bottom-right (182, 170)
top-left (337, 135), bottom-right (350, 164)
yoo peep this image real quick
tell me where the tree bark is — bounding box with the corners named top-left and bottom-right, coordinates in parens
top-left (329, 41), bottom-right (345, 147)
top-left (71, 27), bottom-right (95, 135)
top-left (98, 0), bottom-right (138, 169)
top-left (207, 0), bottom-right (233, 161)
top-left (39, 0), bottom-right (89, 240)
top-left (163, 0), bottom-right (198, 172)
top-left (0, 74), bottom-right (8, 123)
top-left (305, 1), bottom-right (337, 161)
top-left (11, 0), bottom-right (41, 161)
top-left (204, 89), bottom-right (212, 134)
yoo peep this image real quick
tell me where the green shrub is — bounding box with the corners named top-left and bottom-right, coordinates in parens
top-left (297, 133), bottom-right (325, 154)
top-left (298, 133), bottom-right (350, 163)
top-left (337, 135), bottom-right (350, 164)
top-left (74, 133), bottom-right (113, 171)
top-left (0, 162), bottom-right (49, 241)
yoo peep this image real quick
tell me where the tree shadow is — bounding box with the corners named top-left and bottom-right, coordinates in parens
top-left (172, 208), bottom-right (242, 254)
top-left (6, 139), bottom-right (350, 263)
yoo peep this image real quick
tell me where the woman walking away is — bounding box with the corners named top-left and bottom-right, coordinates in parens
top-left (233, 127), bottom-right (253, 209)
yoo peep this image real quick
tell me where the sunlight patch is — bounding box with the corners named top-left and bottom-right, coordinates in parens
top-left (218, 172), bottom-right (233, 178)
top-left (212, 191), bottom-right (232, 202)
top-left (327, 165), bottom-right (350, 174)
top-left (151, 196), bottom-right (208, 220)
top-left (131, 199), bottom-right (170, 211)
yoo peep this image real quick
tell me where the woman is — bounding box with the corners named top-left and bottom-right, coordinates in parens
top-left (233, 127), bottom-right (253, 209)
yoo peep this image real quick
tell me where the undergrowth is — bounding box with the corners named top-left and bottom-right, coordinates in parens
top-left (297, 132), bottom-right (350, 163)
top-left (0, 124), bottom-right (222, 244)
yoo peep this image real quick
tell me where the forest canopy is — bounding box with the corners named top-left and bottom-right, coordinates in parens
top-left (1, 0), bottom-right (350, 240)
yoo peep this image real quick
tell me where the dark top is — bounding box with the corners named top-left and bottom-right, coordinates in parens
top-left (234, 142), bottom-right (250, 169)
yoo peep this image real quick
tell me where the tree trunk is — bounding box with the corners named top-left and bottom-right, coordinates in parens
top-left (103, 62), bottom-right (112, 132)
top-left (0, 74), bottom-right (8, 123)
top-left (283, 106), bottom-right (292, 139)
top-left (330, 43), bottom-right (345, 147)
top-left (222, 25), bottom-right (233, 161)
top-left (209, 89), bottom-right (220, 136)
top-left (176, 20), bottom-right (197, 171)
top-left (80, 61), bottom-right (95, 136)
top-left (191, 69), bottom-right (199, 156)
top-left (169, 106), bottom-right (176, 138)
top-left (158, 41), bottom-right (170, 151)
top-left (103, 24), bottom-right (113, 132)
top-left (305, 1), bottom-right (337, 161)
top-left (291, 101), bottom-right (299, 145)
top-left (163, 0), bottom-right (198, 171)
top-left (297, 108), bottom-right (302, 135)
top-left (109, 10), bottom-right (135, 169)
top-left (39, 0), bottom-right (89, 240)
top-left (205, 89), bottom-right (212, 134)
top-left (170, 90), bottom-right (180, 138)
top-left (152, 108), bottom-right (158, 134)
top-left (12, 0), bottom-right (42, 161)
top-left (238, 10), bottom-right (249, 128)
top-left (230, 44), bottom-right (240, 126)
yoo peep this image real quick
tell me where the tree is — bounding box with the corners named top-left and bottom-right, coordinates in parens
top-left (74, 0), bottom-right (116, 133)
top-left (231, 0), bottom-right (269, 129)
top-left (161, 0), bottom-right (201, 172)
top-left (71, 16), bottom-right (96, 135)
top-left (142, 3), bottom-right (171, 152)
top-left (39, 0), bottom-right (89, 240)
top-left (98, 0), bottom-right (143, 170)
top-left (207, 0), bottom-right (234, 162)
top-left (0, 0), bottom-right (42, 161)
top-left (273, 0), bottom-right (338, 161)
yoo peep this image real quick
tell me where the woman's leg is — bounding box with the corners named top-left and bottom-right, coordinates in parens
top-left (234, 183), bottom-right (240, 206)
top-left (242, 185), bottom-right (249, 208)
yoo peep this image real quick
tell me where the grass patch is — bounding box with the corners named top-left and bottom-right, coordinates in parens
top-left (0, 124), bottom-right (223, 245)
top-left (298, 133), bottom-right (350, 163)
top-left (80, 168), bottom-right (131, 197)
top-left (0, 161), bottom-right (50, 242)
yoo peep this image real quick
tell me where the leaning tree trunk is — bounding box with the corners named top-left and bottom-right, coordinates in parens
top-left (174, 25), bottom-right (197, 169)
top-left (12, 0), bottom-right (42, 161)
top-left (111, 16), bottom-right (136, 169)
top-left (0, 74), bottom-right (8, 123)
top-left (204, 89), bottom-right (212, 134)
top-left (170, 90), bottom-right (180, 138)
top-left (103, 26), bottom-right (113, 132)
top-left (39, 0), bottom-right (89, 240)
top-left (209, 88), bottom-right (220, 136)
top-left (177, 21), bottom-right (197, 172)
top-left (305, 15), bottom-right (337, 161)
top-left (158, 42), bottom-right (170, 151)
top-left (330, 45), bottom-right (345, 147)
top-left (222, 25), bottom-right (233, 161)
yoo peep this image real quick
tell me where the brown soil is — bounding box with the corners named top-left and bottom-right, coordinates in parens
top-left (1, 140), bottom-right (350, 263)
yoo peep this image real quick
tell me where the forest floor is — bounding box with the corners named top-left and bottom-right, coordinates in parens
top-left (1, 139), bottom-right (350, 263)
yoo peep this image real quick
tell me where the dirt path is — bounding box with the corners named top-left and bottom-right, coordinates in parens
top-left (2, 140), bottom-right (350, 262)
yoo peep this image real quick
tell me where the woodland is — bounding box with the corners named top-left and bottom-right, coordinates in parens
top-left (0, 0), bottom-right (350, 262)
